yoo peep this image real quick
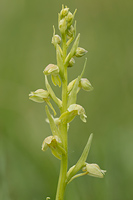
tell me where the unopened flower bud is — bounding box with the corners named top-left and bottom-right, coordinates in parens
top-left (52, 34), bottom-right (61, 47)
top-left (82, 163), bottom-right (106, 178)
top-left (59, 18), bottom-right (67, 34)
top-left (60, 7), bottom-right (69, 19)
top-left (75, 47), bottom-right (88, 57)
top-left (66, 11), bottom-right (73, 27)
top-left (43, 64), bottom-right (59, 76)
top-left (67, 25), bottom-right (75, 39)
top-left (68, 58), bottom-right (75, 67)
top-left (79, 78), bottom-right (93, 91)
top-left (29, 89), bottom-right (49, 103)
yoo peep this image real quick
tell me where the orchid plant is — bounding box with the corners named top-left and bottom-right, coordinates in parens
top-left (29, 5), bottom-right (106, 200)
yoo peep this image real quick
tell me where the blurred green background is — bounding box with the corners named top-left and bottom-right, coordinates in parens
top-left (0, 0), bottom-right (133, 199)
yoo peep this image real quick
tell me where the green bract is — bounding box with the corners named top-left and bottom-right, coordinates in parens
top-left (29, 5), bottom-right (106, 200)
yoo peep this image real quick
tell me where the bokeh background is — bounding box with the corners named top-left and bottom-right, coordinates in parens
top-left (0, 0), bottom-right (133, 199)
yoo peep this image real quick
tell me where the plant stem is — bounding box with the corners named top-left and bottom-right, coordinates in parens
top-left (55, 34), bottom-right (68, 200)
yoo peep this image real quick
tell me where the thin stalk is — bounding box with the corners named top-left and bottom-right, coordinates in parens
top-left (55, 33), bottom-right (68, 200)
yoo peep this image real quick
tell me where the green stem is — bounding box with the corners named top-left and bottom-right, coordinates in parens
top-left (55, 34), bottom-right (68, 200)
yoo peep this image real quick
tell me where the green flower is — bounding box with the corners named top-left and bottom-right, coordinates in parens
top-left (43, 64), bottom-right (59, 76)
top-left (59, 104), bottom-right (87, 123)
top-left (52, 34), bottom-right (61, 47)
top-left (75, 47), bottom-right (88, 57)
top-left (68, 57), bottom-right (75, 67)
top-left (79, 78), bottom-right (93, 91)
top-left (42, 135), bottom-right (66, 159)
top-left (82, 163), bottom-right (106, 178)
top-left (43, 64), bottom-right (61, 87)
top-left (59, 7), bottom-right (69, 19)
top-left (29, 89), bottom-right (49, 103)
top-left (29, 89), bottom-right (56, 115)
